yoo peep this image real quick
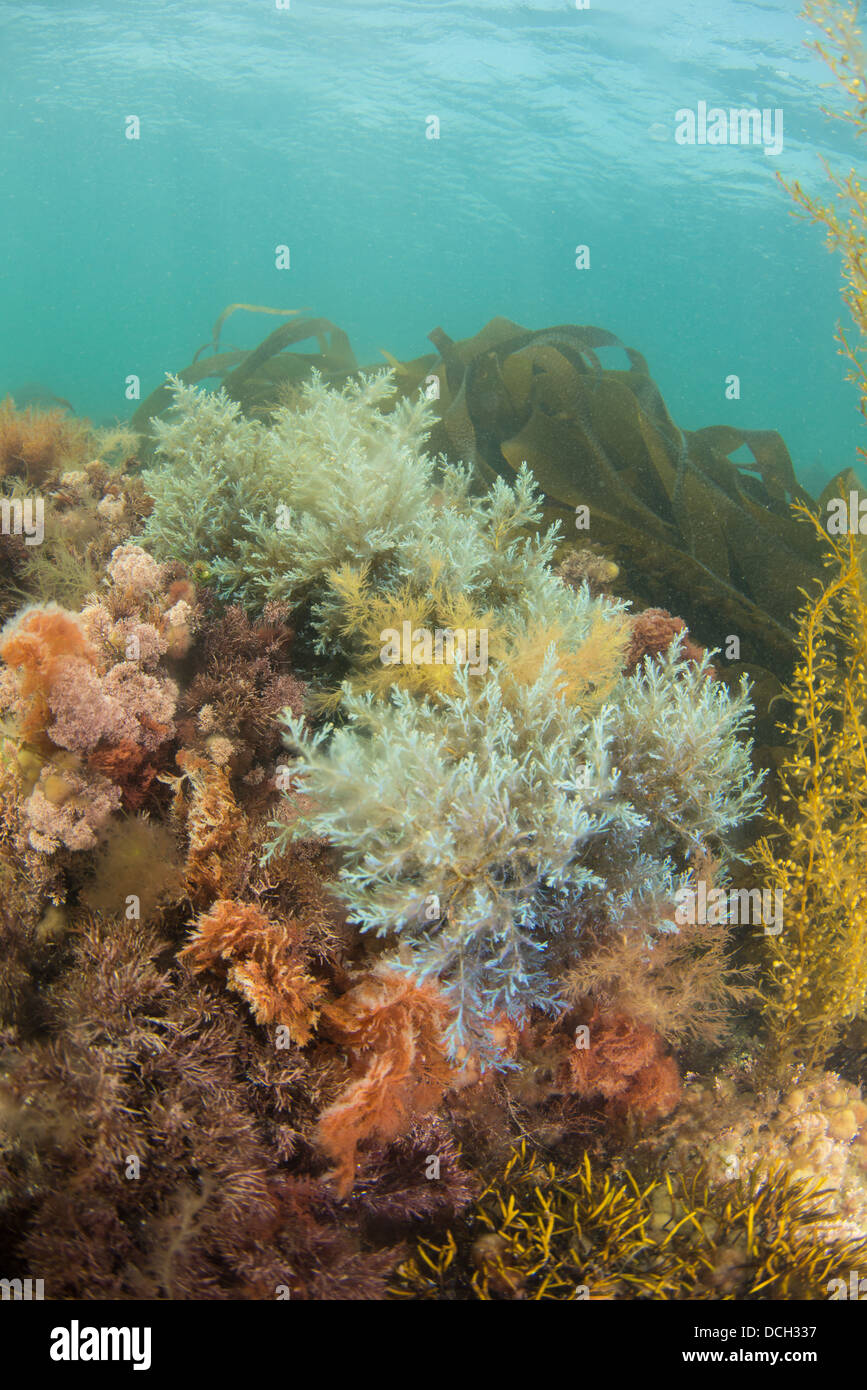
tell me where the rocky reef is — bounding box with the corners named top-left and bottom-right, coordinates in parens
top-left (2, 0), bottom-right (867, 1301)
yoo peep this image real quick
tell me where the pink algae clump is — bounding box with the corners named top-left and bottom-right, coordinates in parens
top-left (0, 606), bottom-right (99, 739)
top-left (0, 546), bottom-right (193, 853)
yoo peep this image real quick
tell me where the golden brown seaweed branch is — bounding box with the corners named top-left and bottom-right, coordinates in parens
top-left (780, 2), bottom-right (867, 455)
top-left (754, 507), bottom-right (867, 1067)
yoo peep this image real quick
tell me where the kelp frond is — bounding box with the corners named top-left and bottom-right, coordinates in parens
top-left (197, 303), bottom-right (311, 360)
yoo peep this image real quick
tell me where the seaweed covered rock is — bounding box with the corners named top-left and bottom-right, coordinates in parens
top-left (390, 1141), bottom-right (867, 1300)
top-left (653, 1068), bottom-right (867, 1245)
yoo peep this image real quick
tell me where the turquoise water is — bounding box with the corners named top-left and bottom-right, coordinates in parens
top-left (0, 0), bottom-right (862, 493)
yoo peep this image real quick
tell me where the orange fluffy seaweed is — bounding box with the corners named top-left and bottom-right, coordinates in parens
top-left (181, 898), bottom-right (325, 1045)
top-left (316, 967), bottom-right (456, 1197)
top-left (568, 1008), bottom-right (681, 1122)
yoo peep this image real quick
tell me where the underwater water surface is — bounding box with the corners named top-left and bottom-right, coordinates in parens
top-left (0, 0), bottom-right (862, 490)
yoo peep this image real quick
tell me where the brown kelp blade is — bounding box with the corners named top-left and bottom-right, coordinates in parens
top-left (130, 315), bottom-right (357, 447)
top-left (192, 304), bottom-right (311, 362)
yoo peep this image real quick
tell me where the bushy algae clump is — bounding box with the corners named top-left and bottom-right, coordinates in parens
top-left (271, 643), bottom-right (761, 1056)
top-left (141, 364), bottom-right (761, 1056)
